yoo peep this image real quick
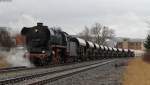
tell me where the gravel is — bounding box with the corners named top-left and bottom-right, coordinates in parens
top-left (47, 58), bottom-right (128, 85)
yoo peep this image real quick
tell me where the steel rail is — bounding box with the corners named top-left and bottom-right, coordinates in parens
top-left (0, 59), bottom-right (114, 85)
top-left (0, 60), bottom-right (114, 84)
top-left (0, 66), bottom-right (28, 73)
top-left (0, 59), bottom-right (104, 74)
top-left (28, 60), bottom-right (116, 85)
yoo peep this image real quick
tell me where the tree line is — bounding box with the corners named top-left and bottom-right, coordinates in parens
top-left (78, 22), bottom-right (115, 46)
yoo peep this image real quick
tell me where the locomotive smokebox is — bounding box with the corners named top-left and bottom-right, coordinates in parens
top-left (37, 22), bottom-right (43, 26)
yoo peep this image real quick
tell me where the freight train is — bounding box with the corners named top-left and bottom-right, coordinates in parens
top-left (19, 23), bottom-right (134, 66)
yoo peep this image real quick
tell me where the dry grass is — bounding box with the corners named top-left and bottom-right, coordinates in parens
top-left (0, 56), bottom-right (10, 68)
top-left (123, 57), bottom-right (150, 85)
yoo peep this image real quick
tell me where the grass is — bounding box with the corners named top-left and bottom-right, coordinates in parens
top-left (0, 56), bottom-right (10, 68)
top-left (123, 57), bottom-right (150, 85)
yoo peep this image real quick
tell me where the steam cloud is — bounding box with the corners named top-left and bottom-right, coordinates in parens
top-left (0, 14), bottom-right (38, 67)
top-left (0, 48), bottom-right (34, 67)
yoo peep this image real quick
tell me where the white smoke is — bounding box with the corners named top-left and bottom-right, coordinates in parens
top-left (0, 14), bottom-right (38, 67)
top-left (7, 48), bottom-right (34, 67)
top-left (0, 48), bottom-right (34, 67)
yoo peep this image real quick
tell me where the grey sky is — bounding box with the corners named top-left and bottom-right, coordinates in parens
top-left (0, 0), bottom-right (150, 38)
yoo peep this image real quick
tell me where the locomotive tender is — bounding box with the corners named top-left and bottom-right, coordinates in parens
top-left (20, 23), bottom-right (134, 66)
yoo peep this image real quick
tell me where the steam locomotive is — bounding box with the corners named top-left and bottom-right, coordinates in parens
top-left (20, 23), bottom-right (134, 66)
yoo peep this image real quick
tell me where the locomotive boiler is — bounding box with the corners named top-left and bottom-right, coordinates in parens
top-left (21, 23), bottom-right (69, 66)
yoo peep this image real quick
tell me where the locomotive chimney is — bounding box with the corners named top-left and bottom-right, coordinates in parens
top-left (37, 22), bottom-right (43, 26)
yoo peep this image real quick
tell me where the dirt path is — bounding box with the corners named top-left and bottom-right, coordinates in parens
top-left (123, 57), bottom-right (150, 85)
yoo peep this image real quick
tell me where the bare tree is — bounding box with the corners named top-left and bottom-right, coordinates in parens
top-left (91, 23), bottom-right (115, 45)
top-left (0, 28), bottom-right (15, 51)
top-left (90, 23), bottom-right (103, 44)
top-left (78, 23), bottom-right (115, 46)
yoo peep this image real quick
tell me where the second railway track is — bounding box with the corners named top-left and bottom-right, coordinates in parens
top-left (0, 59), bottom-right (118, 85)
top-left (0, 59), bottom-right (110, 80)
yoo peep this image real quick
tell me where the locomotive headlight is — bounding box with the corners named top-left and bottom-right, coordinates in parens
top-left (25, 50), bottom-right (28, 53)
top-left (35, 29), bottom-right (38, 32)
top-left (42, 51), bottom-right (45, 53)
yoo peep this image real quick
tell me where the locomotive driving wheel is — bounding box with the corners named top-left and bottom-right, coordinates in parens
top-left (52, 49), bottom-right (61, 64)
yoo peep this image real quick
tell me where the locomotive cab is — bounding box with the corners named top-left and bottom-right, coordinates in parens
top-left (49, 29), bottom-right (68, 64)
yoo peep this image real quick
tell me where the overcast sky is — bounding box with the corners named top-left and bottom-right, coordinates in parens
top-left (0, 0), bottom-right (150, 38)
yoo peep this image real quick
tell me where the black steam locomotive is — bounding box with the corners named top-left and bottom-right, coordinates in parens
top-left (21, 23), bottom-right (134, 66)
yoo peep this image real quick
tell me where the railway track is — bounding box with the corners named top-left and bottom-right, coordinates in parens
top-left (0, 59), bottom-right (107, 75)
top-left (0, 59), bottom-right (117, 85)
top-left (0, 66), bottom-right (27, 73)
